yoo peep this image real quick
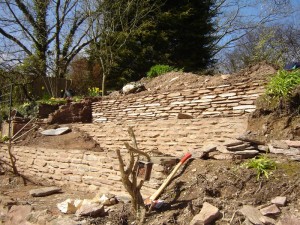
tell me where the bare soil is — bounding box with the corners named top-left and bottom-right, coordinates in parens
top-left (1, 155), bottom-right (299, 225)
top-left (19, 125), bottom-right (103, 151)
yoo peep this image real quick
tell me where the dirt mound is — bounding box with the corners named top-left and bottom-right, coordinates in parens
top-left (19, 125), bottom-right (103, 151)
top-left (247, 84), bottom-right (300, 142)
top-left (140, 62), bottom-right (276, 94)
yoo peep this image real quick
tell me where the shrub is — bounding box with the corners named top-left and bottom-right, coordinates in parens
top-left (266, 69), bottom-right (300, 98)
top-left (146, 64), bottom-right (180, 78)
top-left (88, 87), bottom-right (102, 97)
top-left (37, 97), bottom-right (67, 105)
top-left (242, 155), bottom-right (276, 180)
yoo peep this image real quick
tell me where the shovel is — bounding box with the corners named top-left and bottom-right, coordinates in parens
top-left (145, 152), bottom-right (192, 208)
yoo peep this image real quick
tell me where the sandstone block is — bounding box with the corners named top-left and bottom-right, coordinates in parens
top-left (189, 202), bottom-right (220, 225)
top-left (260, 204), bottom-right (280, 216)
top-left (76, 203), bottom-right (105, 217)
top-left (271, 196), bottom-right (287, 206)
top-left (29, 186), bottom-right (62, 197)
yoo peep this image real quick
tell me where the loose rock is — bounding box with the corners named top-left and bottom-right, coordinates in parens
top-left (75, 203), bottom-right (105, 217)
top-left (29, 186), bottom-right (62, 197)
top-left (260, 204), bottom-right (280, 216)
top-left (271, 196), bottom-right (287, 207)
top-left (189, 202), bottom-right (220, 225)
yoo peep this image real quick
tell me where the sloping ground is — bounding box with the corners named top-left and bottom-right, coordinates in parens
top-left (143, 62), bottom-right (276, 93)
top-left (1, 154), bottom-right (299, 225)
top-left (109, 62), bottom-right (276, 97)
top-left (247, 85), bottom-right (300, 142)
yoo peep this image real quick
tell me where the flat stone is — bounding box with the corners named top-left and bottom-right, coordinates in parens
top-left (209, 152), bottom-right (233, 160)
top-left (41, 127), bottom-right (71, 136)
top-left (189, 202), bottom-right (220, 225)
top-left (284, 140), bottom-right (300, 148)
top-left (239, 205), bottom-right (263, 225)
top-left (227, 143), bottom-right (250, 151)
top-left (202, 145), bottom-right (217, 153)
top-left (234, 150), bottom-right (259, 159)
top-left (224, 140), bottom-right (245, 147)
top-left (260, 204), bottom-right (280, 216)
top-left (237, 133), bottom-right (265, 145)
top-left (257, 145), bottom-right (268, 152)
top-left (271, 196), bottom-right (287, 206)
top-left (219, 92), bottom-right (236, 97)
top-left (232, 105), bottom-right (256, 110)
top-left (268, 145), bottom-right (300, 156)
top-left (29, 186), bottom-right (62, 197)
top-left (75, 203), bottom-right (105, 217)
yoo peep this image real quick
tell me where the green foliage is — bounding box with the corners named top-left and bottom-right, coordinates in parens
top-left (242, 155), bottom-right (277, 180)
top-left (146, 64), bottom-right (179, 78)
top-left (266, 69), bottom-right (300, 99)
top-left (1, 135), bottom-right (9, 142)
top-left (0, 105), bottom-right (9, 123)
top-left (88, 87), bottom-right (102, 97)
top-left (37, 97), bottom-right (67, 105)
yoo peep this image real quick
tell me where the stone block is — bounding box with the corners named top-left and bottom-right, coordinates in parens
top-left (29, 186), bottom-right (62, 197)
top-left (189, 202), bottom-right (220, 225)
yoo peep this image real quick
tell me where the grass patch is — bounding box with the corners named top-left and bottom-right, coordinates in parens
top-left (242, 155), bottom-right (277, 180)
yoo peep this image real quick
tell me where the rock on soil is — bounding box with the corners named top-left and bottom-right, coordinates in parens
top-left (189, 202), bottom-right (220, 225)
top-left (29, 186), bottom-right (62, 197)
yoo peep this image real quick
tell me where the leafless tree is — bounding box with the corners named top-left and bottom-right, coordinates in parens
top-left (0, 0), bottom-right (98, 80)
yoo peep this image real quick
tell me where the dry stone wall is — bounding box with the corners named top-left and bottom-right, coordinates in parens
top-left (72, 117), bottom-right (247, 157)
top-left (0, 74), bottom-right (269, 196)
top-left (0, 144), bottom-right (164, 196)
top-left (92, 79), bottom-right (265, 123)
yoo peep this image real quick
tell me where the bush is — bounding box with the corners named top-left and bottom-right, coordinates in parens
top-left (266, 69), bottom-right (300, 98)
top-left (146, 64), bottom-right (180, 78)
top-left (88, 87), bottom-right (102, 97)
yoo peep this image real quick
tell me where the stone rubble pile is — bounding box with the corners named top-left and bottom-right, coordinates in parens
top-left (200, 134), bottom-right (300, 161)
top-left (189, 196), bottom-right (300, 225)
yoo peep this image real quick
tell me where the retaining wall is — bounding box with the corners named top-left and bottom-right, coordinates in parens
top-left (0, 145), bottom-right (167, 196)
top-left (92, 79), bottom-right (265, 123)
top-left (0, 73), bottom-right (269, 196)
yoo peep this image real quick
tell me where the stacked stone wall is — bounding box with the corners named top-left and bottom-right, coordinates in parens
top-left (92, 79), bottom-right (265, 123)
top-left (0, 145), bottom-right (163, 196)
top-left (0, 75), bottom-right (268, 196)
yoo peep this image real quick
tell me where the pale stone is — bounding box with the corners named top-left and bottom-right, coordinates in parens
top-left (271, 196), bottom-right (287, 206)
top-left (75, 203), bottom-right (105, 217)
top-left (239, 205), bottom-right (263, 225)
top-left (232, 105), bottom-right (256, 110)
top-left (284, 140), bottom-right (300, 148)
top-left (227, 143), bottom-right (250, 151)
top-left (29, 186), bottom-right (62, 197)
top-left (189, 202), bottom-right (220, 225)
top-left (219, 92), bottom-right (236, 97)
top-left (224, 140), bottom-right (245, 147)
top-left (234, 150), bottom-right (259, 158)
top-left (260, 204), bottom-right (280, 216)
top-left (41, 127), bottom-right (71, 136)
top-left (57, 199), bottom-right (77, 214)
